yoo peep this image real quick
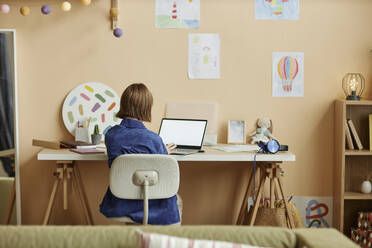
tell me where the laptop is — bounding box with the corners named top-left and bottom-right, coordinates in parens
top-left (158, 118), bottom-right (208, 155)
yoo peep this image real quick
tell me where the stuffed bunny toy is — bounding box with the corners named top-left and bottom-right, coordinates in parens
top-left (249, 117), bottom-right (276, 144)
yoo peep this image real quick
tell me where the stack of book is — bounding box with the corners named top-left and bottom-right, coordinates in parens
top-left (345, 119), bottom-right (363, 150)
top-left (32, 139), bottom-right (105, 154)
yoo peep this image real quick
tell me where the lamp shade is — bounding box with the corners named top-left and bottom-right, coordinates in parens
top-left (342, 73), bottom-right (365, 100)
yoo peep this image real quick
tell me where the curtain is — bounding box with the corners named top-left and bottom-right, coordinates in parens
top-left (0, 33), bottom-right (15, 177)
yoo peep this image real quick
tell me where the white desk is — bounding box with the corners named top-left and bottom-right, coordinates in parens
top-left (38, 147), bottom-right (295, 162)
top-left (37, 146), bottom-right (295, 226)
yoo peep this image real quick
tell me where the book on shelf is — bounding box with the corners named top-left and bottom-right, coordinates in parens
top-left (347, 119), bottom-right (363, 150)
top-left (345, 119), bottom-right (354, 150)
top-left (370, 114), bottom-right (372, 151)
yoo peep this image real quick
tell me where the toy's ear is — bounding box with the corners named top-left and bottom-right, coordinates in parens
top-left (269, 119), bottom-right (273, 133)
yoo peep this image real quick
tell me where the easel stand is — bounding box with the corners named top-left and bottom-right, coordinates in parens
top-left (236, 163), bottom-right (294, 228)
top-left (43, 161), bottom-right (94, 225)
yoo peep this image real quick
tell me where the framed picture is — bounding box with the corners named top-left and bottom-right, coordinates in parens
top-left (227, 120), bottom-right (246, 144)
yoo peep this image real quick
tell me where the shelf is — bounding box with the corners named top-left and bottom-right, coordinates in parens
top-left (345, 100), bottom-right (372, 106)
top-left (345, 150), bottom-right (372, 156)
top-left (344, 191), bottom-right (372, 200)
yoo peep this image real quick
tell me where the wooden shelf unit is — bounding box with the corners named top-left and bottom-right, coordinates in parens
top-left (334, 100), bottom-right (372, 236)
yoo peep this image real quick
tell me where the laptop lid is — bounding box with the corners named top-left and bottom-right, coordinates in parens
top-left (158, 118), bottom-right (208, 149)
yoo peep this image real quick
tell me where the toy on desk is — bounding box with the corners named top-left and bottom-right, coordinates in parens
top-left (91, 124), bottom-right (102, 145)
top-left (249, 117), bottom-right (276, 144)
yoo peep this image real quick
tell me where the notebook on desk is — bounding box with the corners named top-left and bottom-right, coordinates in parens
top-left (69, 148), bottom-right (104, 154)
top-left (158, 118), bottom-right (207, 155)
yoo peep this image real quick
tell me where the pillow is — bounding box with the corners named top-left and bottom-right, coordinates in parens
top-left (136, 230), bottom-right (266, 248)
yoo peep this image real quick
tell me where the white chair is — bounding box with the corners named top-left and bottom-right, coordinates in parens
top-left (109, 154), bottom-right (181, 225)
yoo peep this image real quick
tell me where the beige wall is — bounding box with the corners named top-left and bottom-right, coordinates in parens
top-left (1, 0), bottom-right (372, 225)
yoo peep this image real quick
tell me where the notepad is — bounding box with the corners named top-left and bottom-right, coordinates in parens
top-left (69, 148), bottom-right (104, 154)
top-left (211, 145), bottom-right (259, 153)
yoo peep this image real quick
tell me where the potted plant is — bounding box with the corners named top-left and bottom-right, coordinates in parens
top-left (91, 124), bottom-right (102, 145)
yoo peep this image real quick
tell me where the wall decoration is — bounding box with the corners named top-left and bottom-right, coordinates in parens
top-left (188, 33), bottom-right (220, 79)
top-left (0, 4), bottom-right (10, 14)
top-left (41, 5), bottom-right (51, 15)
top-left (155, 0), bottom-right (200, 28)
top-left (291, 196), bottom-right (332, 228)
top-left (255, 0), bottom-right (299, 20)
top-left (272, 52), bottom-right (304, 97)
top-left (61, 2), bottom-right (72, 12)
top-left (62, 82), bottom-right (121, 139)
top-left (20, 6), bottom-right (30, 16)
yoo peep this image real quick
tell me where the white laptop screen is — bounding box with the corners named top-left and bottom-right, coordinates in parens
top-left (158, 119), bottom-right (207, 149)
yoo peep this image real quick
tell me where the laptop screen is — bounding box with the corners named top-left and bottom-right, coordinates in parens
top-left (158, 118), bottom-right (207, 149)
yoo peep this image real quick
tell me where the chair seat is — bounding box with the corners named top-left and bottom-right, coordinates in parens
top-left (111, 194), bottom-right (183, 225)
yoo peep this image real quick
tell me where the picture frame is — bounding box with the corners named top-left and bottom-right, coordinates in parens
top-left (227, 120), bottom-right (246, 144)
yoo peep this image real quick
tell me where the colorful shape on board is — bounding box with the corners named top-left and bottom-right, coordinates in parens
top-left (103, 125), bottom-right (112, 135)
top-left (101, 113), bottom-right (105, 123)
top-left (61, 2), bottom-right (72, 12)
top-left (41, 5), bottom-right (51, 15)
top-left (105, 90), bottom-right (114, 97)
top-left (81, 0), bottom-right (91, 6)
top-left (79, 104), bottom-right (84, 115)
top-left (91, 103), bottom-right (101, 112)
top-left (20, 6), bottom-right (30, 16)
top-left (95, 94), bottom-right (106, 103)
top-left (0, 4), bottom-right (10, 14)
top-left (84, 85), bottom-right (94, 93)
top-left (80, 93), bottom-right (90, 101)
top-left (107, 102), bottom-right (116, 111)
top-left (69, 96), bottom-right (77, 106)
top-left (113, 28), bottom-right (123, 38)
top-left (68, 111), bottom-right (74, 123)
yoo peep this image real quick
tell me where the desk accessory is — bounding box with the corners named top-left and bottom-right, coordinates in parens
top-left (91, 124), bottom-right (102, 145)
top-left (342, 73), bottom-right (365, 100)
top-left (258, 140), bottom-right (288, 154)
top-left (32, 139), bottom-right (61, 149)
top-left (227, 120), bottom-right (246, 144)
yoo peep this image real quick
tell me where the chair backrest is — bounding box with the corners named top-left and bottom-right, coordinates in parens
top-left (109, 154), bottom-right (179, 200)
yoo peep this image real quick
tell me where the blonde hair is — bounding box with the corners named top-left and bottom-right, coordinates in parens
top-left (116, 83), bottom-right (153, 122)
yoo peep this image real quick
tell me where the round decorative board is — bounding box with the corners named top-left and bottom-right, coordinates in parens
top-left (62, 82), bottom-right (121, 138)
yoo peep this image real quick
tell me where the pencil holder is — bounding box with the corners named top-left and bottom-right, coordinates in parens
top-left (75, 127), bottom-right (90, 143)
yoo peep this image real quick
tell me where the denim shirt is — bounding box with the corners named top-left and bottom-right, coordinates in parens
top-left (99, 118), bottom-right (180, 225)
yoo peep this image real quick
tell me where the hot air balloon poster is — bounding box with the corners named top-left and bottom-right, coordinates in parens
top-left (155, 0), bottom-right (200, 28)
top-left (255, 0), bottom-right (299, 20)
top-left (272, 52), bottom-right (304, 97)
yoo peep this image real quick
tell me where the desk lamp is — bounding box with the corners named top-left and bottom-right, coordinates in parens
top-left (342, 73), bottom-right (365, 100)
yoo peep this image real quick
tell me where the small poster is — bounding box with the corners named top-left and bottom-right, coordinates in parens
top-left (155, 0), bottom-right (200, 28)
top-left (255, 0), bottom-right (299, 20)
top-left (272, 52), bottom-right (304, 97)
top-left (188, 34), bottom-right (220, 79)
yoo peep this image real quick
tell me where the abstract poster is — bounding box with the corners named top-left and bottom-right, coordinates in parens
top-left (62, 82), bottom-right (121, 138)
top-left (155, 0), bottom-right (200, 28)
top-left (272, 52), bottom-right (304, 97)
top-left (291, 196), bottom-right (333, 228)
top-left (188, 34), bottom-right (220, 79)
top-left (255, 0), bottom-right (299, 20)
